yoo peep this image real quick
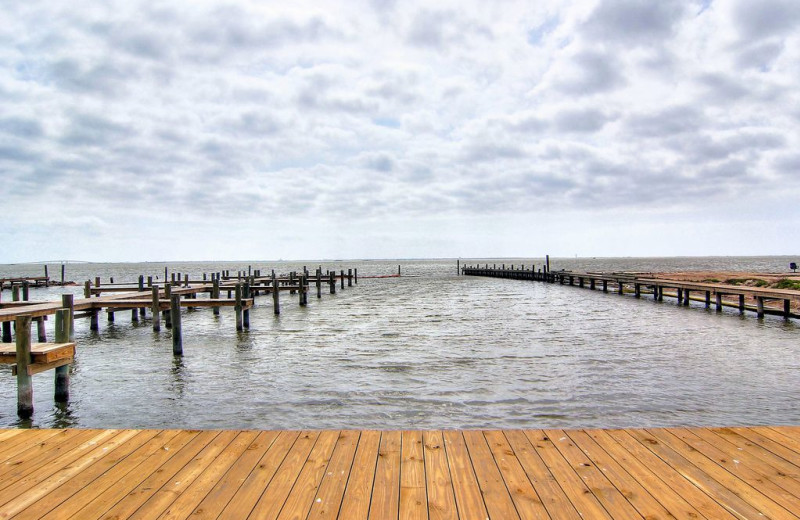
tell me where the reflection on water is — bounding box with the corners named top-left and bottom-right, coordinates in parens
top-left (0, 257), bottom-right (798, 430)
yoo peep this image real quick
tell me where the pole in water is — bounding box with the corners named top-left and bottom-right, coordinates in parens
top-left (61, 263), bottom-right (65, 285)
top-left (170, 295), bottom-right (182, 355)
top-left (16, 315), bottom-right (33, 418)
top-left (398, 265), bottom-right (401, 276)
top-left (235, 284), bottom-right (243, 331)
top-left (62, 294), bottom-right (75, 341)
top-left (152, 286), bottom-right (161, 332)
top-left (54, 308), bottom-right (71, 402)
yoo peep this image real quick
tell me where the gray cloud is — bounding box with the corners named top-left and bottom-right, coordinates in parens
top-left (732, 0), bottom-right (800, 41)
top-left (554, 51), bottom-right (626, 95)
top-left (553, 108), bottom-right (616, 133)
top-left (0, 117), bottom-right (44, 139)
top-left (583, 0), bottom-right (686, 46)
top-left (625, 106), bottom-right (707, 137)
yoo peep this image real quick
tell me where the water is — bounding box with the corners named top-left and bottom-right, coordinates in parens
top-left (1, 257), bottom-right (798, 430)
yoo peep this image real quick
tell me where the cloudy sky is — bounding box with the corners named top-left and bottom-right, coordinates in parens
top-left (1, 0), bottom-right (799, 262)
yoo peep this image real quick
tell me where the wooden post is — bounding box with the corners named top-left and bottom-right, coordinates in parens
top-left (212, 277), bottom-right (220, 316)
top-left (603, 280), bottom-right (608, 293)
top-left (676, 288), bottom-right (683, 303)
top-left (316, 269), bottom-right (322, 298)
top-left (715, 293), bottom-right (723, 311)
top-left (2, 321), bottom-right (11, 343)
top-left (170, 295), bottom-right (182, 355)
top-left (785, 299), bottom-right (791, 318)
top-left (299, 276), bottom-right (306, 306)
top-left (22, 281), bottom-right (29, 301)
top-left (739, 295), bottom-right (746, 313)
top-left (348, 269), bottom-right (352, 287)
top-left (756, 297), bottom-right (765, 319)
top-left (705, 291), bottom-right (711, 308)
top-left (683, 289), bottom-right (690, 306)
top-left (108, 308), bottom-right (114, 322)
top-left (61, 263), bottom-right (65, 285)
top-left (340, 270), bottom-right (345, 290)
top-left (330, 271), bottom-right (336, 294)
top-left (617, 281), bottom-right (623, 295)
top-left (289, 272), bottom-right (296, 294)
top-left (164, 284), bottom-right (172, 328)
top-left (589, 279), bottom-right (595, 290)
top-left (54, 308), bottom-right (70, 402)
top-left (62, 294), bottom-right (75, 341)
top-left (545, 255), bottom-right (550, 273)
top-left (457, 259), bottom-right (460, 275)
top-left (354, 268), bottom-right (358, 284)
top-left (44, 264), bottom-right (49, 284)
top-left (243, 282), bottom-right (250, 329)
top-left (139, 275), bottom-right (145, 292)
top-left (36, 317), bottom-right (46, 341)
top-left (164, 266), bottom-right (168, 281)
top-left (634, 283), bottom-right (641, 298)
top-left (272, 273), bottom-right (280, 315)
top-left (235, 284), bottom-right (243, 331)
top-left (16, 315), bottom-right (33, 418)
top-left (653, 285), bottom-right (658, 300)
top-left (84, 280), bottom-right (91, 298)
top-left (152, 286), bottom-right (161, 332)
top-left (12, 285), bottom-right (20, 302)
top-left (398, 265), bottom-right (401, 276)
top-left (148, 276), bottom-right (153, 288)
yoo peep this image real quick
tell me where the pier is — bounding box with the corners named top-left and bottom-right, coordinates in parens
top-left (0, 425), bottom-right (798, 518)
top-left (0, 266), bottom-right (359, 417)
top-left (462, 264), bottom-right (800, 320)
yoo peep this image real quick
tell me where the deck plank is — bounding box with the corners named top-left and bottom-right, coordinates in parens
top-left (1, 426), bottom-right (800, 519)
top-left (443, 430), bottom-right (489, 519)
top-left (339, 430), bottom-right (381, 520)
top-left (399, 430), bottom-right (428, 520)
top-left (187, 430), bottom-right (280, 519)
top-left (368, 431), bottom-right (401, 520)
top-left (422, 431), bottom-right (458, 520)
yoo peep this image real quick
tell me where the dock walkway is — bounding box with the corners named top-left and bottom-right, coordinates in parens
top-left (1, 426), bottom-right (799, 518)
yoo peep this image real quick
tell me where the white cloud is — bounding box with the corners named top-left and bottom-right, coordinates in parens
top-left (1, 0), bottom-right (799, 261)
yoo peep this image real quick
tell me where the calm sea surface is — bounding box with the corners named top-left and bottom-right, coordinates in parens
top-left (0, 256), bottom-right (798, 430)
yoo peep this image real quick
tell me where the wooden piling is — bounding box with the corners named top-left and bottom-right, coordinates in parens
top-left (272, 273), bottom-right (280, 315)
top-left (212, 277), bottom-right (220, 316)
top-left (340, 270), bottom-right (345, 290)
top-left (785, 299), bottom-right (791, 318)
top-left (705, 291), bottom-right (711, 308)
top-left (243, 282), bottom-right (251, 329)
top-left (299, 276), bottom-right (306, 306)
top-left (757, 297), bottom-right (765, 319)
top-left (152, 286), bottom-right (161, 332)
top-left (61, 263), bottom-right (65, 285)
top-left (12, 285), bottom-right (20, 302)
top-left (398, 265), bottom-right (401, 276)
top-left (330, 271), bottom-right (336, 294)
top-left (348, 268), bottom-right (352, 287)
top-left (653, 285), bottom-right (659, 300)
top-left (739, 295), bottom-right (746, 313)
top-left (634, 283), bottom-right (641, 298)
top-left (235, 284), bottom-right (243, 331)
top-left (354, 268), bottom-right (358, 284)
top-left (683, 289), bottom-right (690, 306)
top-left (170, 295), bottom-right (182, 355)
top-left (715, 293), bottom-right (723, 311)
top-left (54, 308), bottom-right (70, 402)
top-left (316, 269), bottom-right (322, 298)
top-left (36, 317), bottom-right (46, 342)
top-left (15, 315), bottom-right (33, 418)
top-left (44, 264), bottom-right (48, 284)
top-left (84, 280), bottom-right (91, 299)
top-left (22, 281), bottom-right (29, 301)
top-left (164, 284), bottom-right (172, 328)
top-left (139, 275), bottom-right (145, 292)
top-left (62, 294), bottom-right (75, 341)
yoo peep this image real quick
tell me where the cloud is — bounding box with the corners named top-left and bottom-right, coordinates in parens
top-left (1, 0), bottom-right (799, 260)
top-left (583, 0), bottom-right (687, 46)
top-left (552, 51), bottom-right (627, 95)
top-left (731, 0), bottom-right (800, 41)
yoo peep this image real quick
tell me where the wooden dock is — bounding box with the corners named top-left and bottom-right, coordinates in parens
top-left (462, 264), bottom-right (800, 320)
top-left (0, 426), bottom-right (799, 518)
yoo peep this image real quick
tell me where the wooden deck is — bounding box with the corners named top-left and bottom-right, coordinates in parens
top-left (1, 426), bottom-right (799, 519)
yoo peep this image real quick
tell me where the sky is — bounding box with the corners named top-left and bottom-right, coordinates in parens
top-left (1, 0), bottom-right (799, 262)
